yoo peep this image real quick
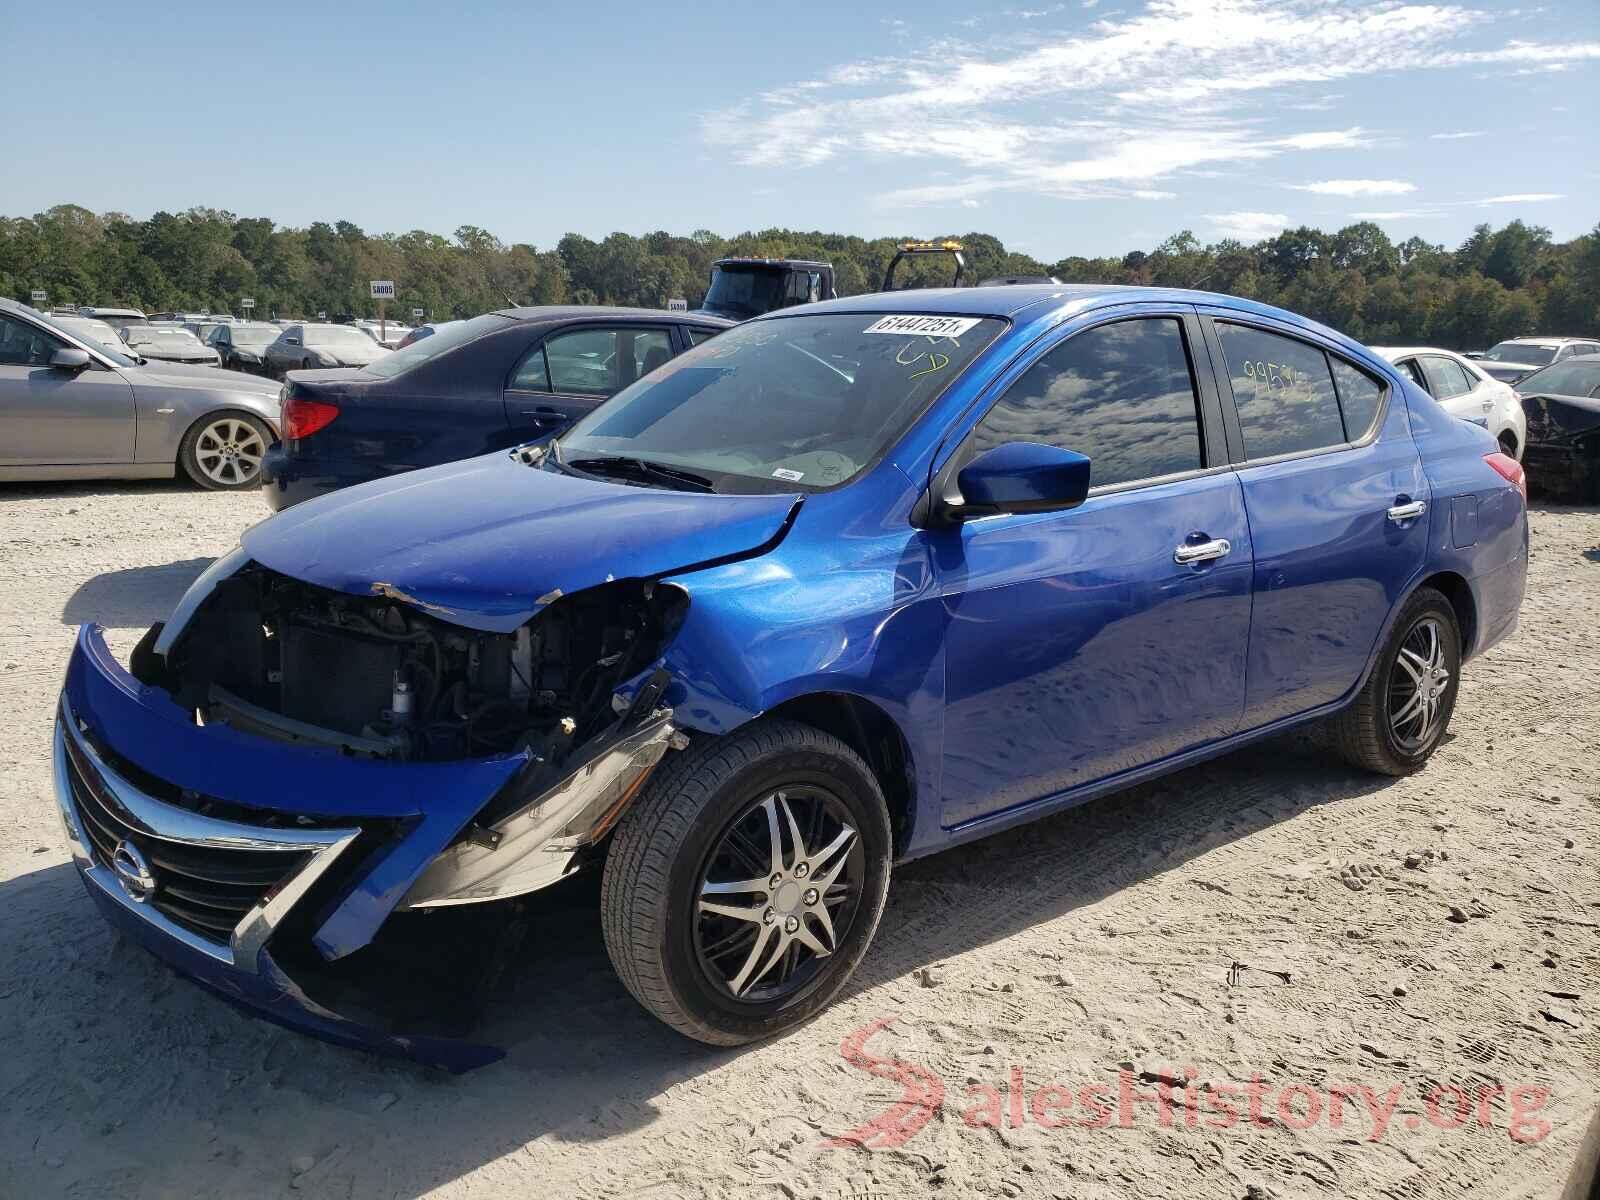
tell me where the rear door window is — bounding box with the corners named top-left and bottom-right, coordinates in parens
top-left (1215, 323), bottom-right (1345, 459)
top-left (1420, 355), bottom-right (1472, 400)
top-left (969, 316), bottom-right (1205, 489)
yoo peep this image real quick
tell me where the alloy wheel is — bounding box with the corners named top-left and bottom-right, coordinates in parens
top-left (1388, 616), bottom-right (1450, 750)
top-left (695, 787), bottom-right (863, 1004)
top-left (193, 417), bottom-right (266, 486)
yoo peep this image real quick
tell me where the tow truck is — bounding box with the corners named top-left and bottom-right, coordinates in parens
top-left (881, 240), bottom-right (968, 291)
top-left (696, 258), bottom-right (837, 321)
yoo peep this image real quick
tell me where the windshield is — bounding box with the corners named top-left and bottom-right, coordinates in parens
top-left (556, 312), bottom-right (1005, 493)
top-left (362, 313), bottom-right (509, 378)
top-left (1484, 342), bottom-right (1556, 366)
top-left (305, 324), bottom-right (384, 349)
top-left (1515, 360), bottom-right (1600, 398)
top-left (702, 265), bottom-right (788, 318)
top-left (128, 328), bottom-right (201, 347)
top-left (32, 310), bottom-right (136, 365)
top-left (232, 323), bottom-right (280, 346)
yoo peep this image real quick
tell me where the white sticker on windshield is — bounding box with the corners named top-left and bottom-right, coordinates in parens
top-left (863, 314), bottom-right (983, 338)
top-left (771, 467), bottom-right (805, 482)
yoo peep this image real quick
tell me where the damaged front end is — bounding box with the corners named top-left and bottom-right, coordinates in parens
top-left (1521, 392), bottom-right (1600, 503)
top-left (56, 555), bottom-right (692, 1070)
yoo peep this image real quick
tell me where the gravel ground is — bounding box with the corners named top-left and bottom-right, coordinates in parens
top-left (1, 479), bottom-right (1596, 1200)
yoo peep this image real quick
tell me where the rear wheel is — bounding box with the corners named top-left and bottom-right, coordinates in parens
top-left (179, 411), bottom-right (270, 490)
top-left (601, 719), bottom-right (892, 1045)
top-left (1329, 586), bottom-right (1460, 776)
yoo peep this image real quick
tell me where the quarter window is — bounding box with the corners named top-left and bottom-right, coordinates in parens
top-left (1216, 324), bottom-right (1345, 459)
top-left (969, 317), bottom-right (1205, 489)
top-left (687, 327), bottom-right (720, 347)
top-left (1329, 357), bottom-right (1383, 440)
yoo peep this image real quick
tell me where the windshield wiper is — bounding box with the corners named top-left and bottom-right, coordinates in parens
top-left (566, 455), bottom-right (717, 493)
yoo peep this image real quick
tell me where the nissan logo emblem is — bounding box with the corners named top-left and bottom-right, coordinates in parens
top-left (111, 840), bottom-right (157, 903)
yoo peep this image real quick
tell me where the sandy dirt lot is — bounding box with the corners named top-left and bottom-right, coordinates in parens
top-left (1, 479), bottom-right (1596, 1200)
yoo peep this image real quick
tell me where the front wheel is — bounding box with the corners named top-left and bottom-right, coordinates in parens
top-left (601, 719), bottom-right (892, 1045)
top-left (1329, 586), bottom-right (1461, 776)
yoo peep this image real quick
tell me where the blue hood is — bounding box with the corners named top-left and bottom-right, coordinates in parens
top-left (242, 452), bottom-right (801, 632)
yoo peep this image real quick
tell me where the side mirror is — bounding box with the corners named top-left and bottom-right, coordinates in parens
top-left (951, 442), bottom-right (1092, 520)
top-left (50, 347), bottom-right (92, 372)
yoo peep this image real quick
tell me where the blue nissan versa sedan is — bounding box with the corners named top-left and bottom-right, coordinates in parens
top-left (54, 286), bottom-right (1528, 1067)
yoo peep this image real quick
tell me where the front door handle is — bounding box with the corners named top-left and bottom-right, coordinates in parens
top-left (520, 407), bottom-right (566, 423)
top-left (1387, 499), bottom-right (1427, 523)
top-left (1174, 538), bottom-right (1231, 564)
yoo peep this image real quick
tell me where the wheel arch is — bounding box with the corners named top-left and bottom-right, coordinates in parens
top-left (763, 691), bottom-right (918, 857)
top-left (1416, 569), bottom-right (1477, 658)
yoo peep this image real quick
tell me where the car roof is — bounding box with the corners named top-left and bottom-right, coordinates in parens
top-left (1499, 336), bottom-right (1590, 346)
top-left (494, 304), bottom-right (733, 327)
top-left (1370, 346), bottom-right (1467, 359)
top-left (767, 283), bottom-right (1335, 326)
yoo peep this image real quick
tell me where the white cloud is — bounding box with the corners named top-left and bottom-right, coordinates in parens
top-left (1473, 192), bottom-right (1564, 204)
top-left (1431, 130), bottom-right (1487, 139)
top-left (1131, 189), bottom-right (1178, 200)
top-left (1288, 179), bottom-right (1417, 196)
top-left (1351, 210), bottom-right (1443, 220)
top-left (1206, 211), bottom-right (1290, 240)
top-left (702, 1), bottom-right (1600, 210)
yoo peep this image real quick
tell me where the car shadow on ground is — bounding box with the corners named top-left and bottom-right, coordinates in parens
top-left (3, 732), bottom-right (1393, 1198)
top-left (1, 478), bottom-right (198, 502)
top-left (62, 558), bottom-right (216, 630)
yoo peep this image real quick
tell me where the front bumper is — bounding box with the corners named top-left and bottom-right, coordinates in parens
top-left (55, 623), bottom-right (677, 1068)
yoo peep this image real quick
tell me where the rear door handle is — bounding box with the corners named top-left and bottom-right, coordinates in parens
top-left (520, 407), bottom-right (566, 423)
top-left (1387, 500), bottom-right (1427, 523)
top-left (1174, 538), bottom-right (1231, 564)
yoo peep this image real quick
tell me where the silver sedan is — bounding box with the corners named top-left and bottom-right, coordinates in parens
top-left (0, 299), bottom-right (283, 490)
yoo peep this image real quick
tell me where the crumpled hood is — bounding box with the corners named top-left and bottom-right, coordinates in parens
top-left (1522, 392), bottom-right (1600, 446)
top-left (241, 451), bottom-right (801, 632)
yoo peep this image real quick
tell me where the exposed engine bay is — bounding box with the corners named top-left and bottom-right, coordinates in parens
top-left (140, 563), bottom-right (688, 767)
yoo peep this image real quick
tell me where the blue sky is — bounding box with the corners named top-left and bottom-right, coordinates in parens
top-left (7, 0), bottom-right (1596, 257)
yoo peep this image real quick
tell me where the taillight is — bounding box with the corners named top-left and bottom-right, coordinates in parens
top-left (283, 396), bottom-right (339, 440)
top-left (1484, 452), bottom-right (1526, 502)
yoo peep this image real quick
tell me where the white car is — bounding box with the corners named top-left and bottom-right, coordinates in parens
top-left (353, 319), bottom-right (411, 349)
top-left (1373, 346), bottom-right (1526, 459)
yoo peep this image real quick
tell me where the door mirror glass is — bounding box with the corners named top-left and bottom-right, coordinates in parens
top-left (954, 442), bottom-right (1091, 519)
top-left (50, 347), bottom-right (92, 372)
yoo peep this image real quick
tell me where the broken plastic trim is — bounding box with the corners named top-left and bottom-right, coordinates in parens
top-left (401, 709), bottom-right (681, 908)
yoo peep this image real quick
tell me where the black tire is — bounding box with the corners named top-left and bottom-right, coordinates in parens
top-left (1498, 431), bottom-right (1519, 460)
top-left (178, 410), bottom-right (272, 491)
top-left (601, 719), bottom-right (892, 1045)
top-left (1329, 586), bottom-right (1461, 776)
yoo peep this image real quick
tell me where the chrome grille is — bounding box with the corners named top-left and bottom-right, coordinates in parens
top-left (62, 727), bottom-right (309, 942)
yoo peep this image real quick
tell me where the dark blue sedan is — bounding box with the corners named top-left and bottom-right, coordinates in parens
top-left (262, 306), bottom-right (732, 509)
top-left (57, 285), bottom-right (1527, 1066)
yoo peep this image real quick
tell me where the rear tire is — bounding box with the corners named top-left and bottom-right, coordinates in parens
top-left (601, 719), bottom-right (892, 1045)
top-left (179, 411), bottom-right (271, 490)
top-left (1329, 586), bottom-right (1461, 776)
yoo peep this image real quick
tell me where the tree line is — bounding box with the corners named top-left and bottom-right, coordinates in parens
top-left (3, 204), bottom-right (1596, 350)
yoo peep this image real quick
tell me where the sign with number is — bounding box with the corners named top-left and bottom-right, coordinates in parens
top-left (240, 297), bottom-right (256, 310)
top-left (666, 297), bottom-right (688, 312)
top-left (370, 280), bottom-right (396, 300)
top-left (31, 289), bottom-right (46, 304)
top-left (412, 307), bottom-right (424, 319)
top-left (317, 311), bottom-right (327, 320)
